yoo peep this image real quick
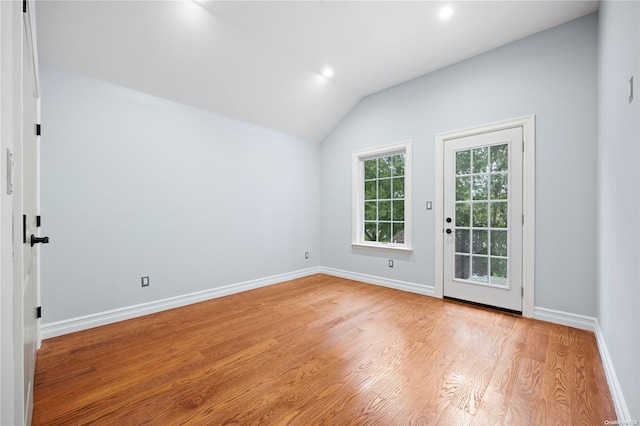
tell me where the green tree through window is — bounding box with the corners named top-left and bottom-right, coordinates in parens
top-left (363, 154), bottom-right (405, 243)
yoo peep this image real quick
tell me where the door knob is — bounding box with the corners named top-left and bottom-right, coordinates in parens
top-left (446, 217), bottom-right (452, 223)
top-left (30, 235), bottom-right (49, 247)
top-left (446, 229), bottom-right (452, 234)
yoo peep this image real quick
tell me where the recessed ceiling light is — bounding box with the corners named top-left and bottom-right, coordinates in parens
top-left (322, 67), bottom-right (334, 78)
top-left (439, 6), bottom-right (453, 20)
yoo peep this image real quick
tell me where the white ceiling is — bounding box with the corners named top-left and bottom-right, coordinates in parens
top-left (35, 1), bottom-right (599, 143)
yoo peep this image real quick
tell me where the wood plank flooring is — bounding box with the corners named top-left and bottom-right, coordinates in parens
top-left (33, 274), bottom-right (616, 425)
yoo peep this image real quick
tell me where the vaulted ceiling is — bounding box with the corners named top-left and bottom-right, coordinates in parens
top-left (35, 1), bottom-right (599, 143)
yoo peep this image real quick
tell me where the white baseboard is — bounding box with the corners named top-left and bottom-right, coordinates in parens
top-left (319, 266), bottom-right (435, 297)
top-left (533, 306), bottom-right (596, 331)
top-left (41, 267), bottom-right (321, 339)
top-left (594, 320), bottom-right (632, 422)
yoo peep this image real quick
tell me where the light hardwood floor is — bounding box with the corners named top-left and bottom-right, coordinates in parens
top-left (33, 274), bottom-right (615, 425)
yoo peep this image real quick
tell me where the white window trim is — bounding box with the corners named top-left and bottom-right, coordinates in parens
top-left (352, 140), bottom-right (412, 253)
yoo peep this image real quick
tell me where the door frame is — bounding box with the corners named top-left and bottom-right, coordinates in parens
top-left (0, 1), bottom-right (40, 425)
top-left (435, 115), bottom-right (535, 317)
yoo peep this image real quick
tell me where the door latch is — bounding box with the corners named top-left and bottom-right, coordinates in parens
top-left (30, 235), bottom-right (49, 247)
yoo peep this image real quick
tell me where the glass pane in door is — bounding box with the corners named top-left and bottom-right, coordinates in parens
top-left (454, 143), bottom-right (509, 286)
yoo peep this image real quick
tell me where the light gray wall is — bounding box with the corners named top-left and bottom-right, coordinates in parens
top-left (320, 14), bottom-right (598, 316)
top-left (40, 66), bottom-right (320, 323)
top-left (597, 1), bottom-right (640, 420)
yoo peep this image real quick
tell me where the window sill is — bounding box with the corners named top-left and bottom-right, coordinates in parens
top-left (351, 243), bottom-right (413, 254)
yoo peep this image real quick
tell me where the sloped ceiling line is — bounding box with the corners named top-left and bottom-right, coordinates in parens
top-left (36, 1), bottom-right (598, 143)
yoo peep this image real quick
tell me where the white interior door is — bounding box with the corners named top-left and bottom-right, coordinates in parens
top-left (21, 5), bottom-right (39, 424)
top-left (443, 127), bottom-right (523, 312)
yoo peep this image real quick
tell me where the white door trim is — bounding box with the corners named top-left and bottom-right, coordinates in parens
top-left (435, 115), bottom-right (535, 317)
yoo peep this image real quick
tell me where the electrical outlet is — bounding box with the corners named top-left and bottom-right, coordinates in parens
top-left (141, 276), bottom-right (150, 287)
top-left (305, 252), bottom-right (309, 259)
top-left (389, 259), bottom-right (394, 268)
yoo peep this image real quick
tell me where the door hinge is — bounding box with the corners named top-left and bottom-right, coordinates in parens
top-left (23, 0), bottom-right (27, 13)
top-left (36, 215), bottom-right (41, 227)
top-left (521, 287), bottom-right (524, 297)
top-left (36, 306), bottom-right (41, 319)
top-left (522, 141), bottom-right (525, 152)
top-left (36, 124), bottom-right (41, 136)
top-left (522, 214), bottom-right (525, 225)
top-left (23, 215), bottom-right (27, 244)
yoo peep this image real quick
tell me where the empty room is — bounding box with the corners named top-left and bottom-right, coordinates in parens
top-left (1, 0), bottom-right (638, 424)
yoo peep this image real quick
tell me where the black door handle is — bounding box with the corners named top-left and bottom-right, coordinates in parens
top-left (30, 235), bottom-right (49, 247)
top-left (446, 229), bottom-right (452, 234)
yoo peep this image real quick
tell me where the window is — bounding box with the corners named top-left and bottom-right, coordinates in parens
top-left (352, 141), bottom-right (412, 252)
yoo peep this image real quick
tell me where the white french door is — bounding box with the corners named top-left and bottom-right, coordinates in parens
top-left (442, 127), bottom-right (523, 312)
